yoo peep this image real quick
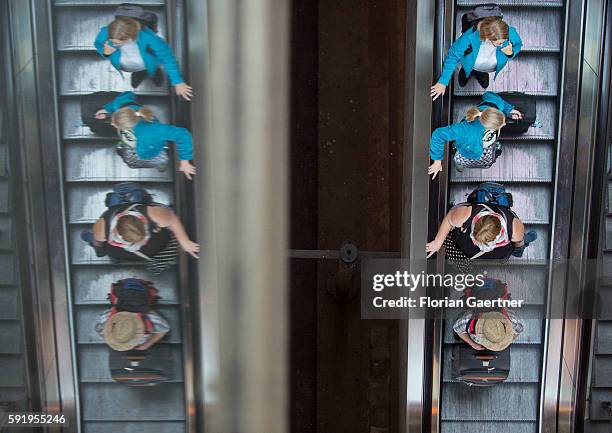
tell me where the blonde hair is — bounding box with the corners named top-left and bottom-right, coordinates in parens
top-left (117, 215), bottom-right (146, 244)
top-left (465, 106), bottom-right (505, 130)
top-left (112, 106), bottom-right (155, 130)
top-left (108, 17), bottom-right (140, 41)
top-left (478, 17), bottom-right (509, 42)
top-left (474, 215), bottom-right (502, 244)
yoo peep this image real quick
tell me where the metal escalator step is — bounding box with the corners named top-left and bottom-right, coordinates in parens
top-left (0, 321), bottom-right (22, 354)
top-left (444, 315), bottom-right (543, 344)
top-left (592, 355), bottom-right (612, 387)
top-left (0, 142), bottom-right (9, 177)
top-left (589, 389), bottom-right (612, 421)
top-left (73, 267), bottom-right (178, 304)
top-left (61, 97), bottom-right (170, 139)
top-left (449, 183), bottom-right (551, 224)
top-left (0, 287), bottom-right (19, 320)
top-left (0, 253), bottom-right (15, 286)
top-left (82, 421), bottom-right (186, 433)
top-left (66, 183), bottom-right (174, 224)
top-left (441, 421), bottom-right (537, 433)
top-left (606, 218), bottom-right (612, 249)
top-left (79, 382), bottom-right (185, 421)
top-left (441, 382), bottom-right (539, 421)
top-left (596, 322), bottom-right (612, 354)
top-left (453, 97), bottom-right (557, 140)
top-left (0, 215), bottom-right (14, 250)
top-left (76, 305), bottom-right (182, 344)
top-left (442, 344), bottom-right (541, 383)
top-left (449, 142), bottom-right (553, 183)
top-left (65, 143), bottom-right (174, 182)
top-left (0, 387), bottom-right (26, 403)
top-left (454, 8), bottom-right (562, 52)
top-left (55, 0), bottom-right (165, 5)
top-left (469, 265), bottom-right (547, 304)
top-left (457, 0), bottom-right (562, 6)
top-left (453, 54), bottom-right (559, 96)
top-left (58, 53), bottom-right (169, 96)
top-left (0, 179), bottom-right (10, 213)
top-left (0, 355), bottom-right (24, 387)
top-left (55, 8), bottom-right (166, 52)
top-left (78, 344), bottom-right (183, 382)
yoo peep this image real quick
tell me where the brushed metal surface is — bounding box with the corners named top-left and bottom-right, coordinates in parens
top-left (64, 143), bottom-right (174, 182)
top-left (54, 8), bottom-right (167, 51)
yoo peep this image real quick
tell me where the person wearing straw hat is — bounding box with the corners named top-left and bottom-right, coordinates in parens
top-left (96, 310), bottom-right (170, 352)
top-left (453, 310), bottom-right (523, 351)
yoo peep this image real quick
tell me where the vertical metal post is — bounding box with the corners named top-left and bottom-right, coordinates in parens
top-left (188, 0), bottom-right (290, 432)
top-left (399, 0), bottom-right (435, 432)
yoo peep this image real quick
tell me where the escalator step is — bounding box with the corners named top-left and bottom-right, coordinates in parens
top-left (72, 267), bottom-right (178, 304)
top-left (0, 355), bottom-right (25, 386)
top-left (441, 382), bottom-right (539, 421)
top-left (82, 421), bottom-right (185, 433)
top-left (0, 321), bottom-right (22, 354)
top-left (80, 382), bottom-right (186, 421)
top-left (441, 421), bottom-right (537, 433)
top-left (0, 287), bottom-right (19, 320)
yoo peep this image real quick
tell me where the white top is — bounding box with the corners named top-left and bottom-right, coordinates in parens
top-left (120, 40), bottom-right (146, 72)
top-left (482, 129), bottom-right (499, 148)
top-left (473, 40), bottom-right (498, 72)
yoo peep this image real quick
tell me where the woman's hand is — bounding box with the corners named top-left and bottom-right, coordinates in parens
top-left (180, 239), bottom-right (200, 259)
top-left (430, 83), bottom-right (446, 101)
top-left (95, 109), bottom-right (109, 119)
top-left (509, 109), bottom-right (523, 120)
top-left (426, 239), bottom-right (443, 258)
top-left (179, 160), bottom-right (196, 180)
top-left (501, 42), bottom-right (513, 56)
top-left (174, 83), bottom-right (194, 101)
top-left (428, 160), bottom-right (443, 180)
top-left (103, 42), bottom-right (116, 56)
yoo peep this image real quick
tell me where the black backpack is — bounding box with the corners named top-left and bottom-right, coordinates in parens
top-left (461, 3), bottom-right (503, 33)
top-left (108, 278), bottom-right (159, 314)
top-left (452, 345), bottom-right (510, 386)
top-left (463, 278), bottom-right (511, 315)
top-left (105, 182), bottom-right (153, 208)
top-left (115, 3), bottom-right (159, 33)
top-left (466, 182), bottom-right (513, 208)
top-left (80, 91), bottom-right (122, 137)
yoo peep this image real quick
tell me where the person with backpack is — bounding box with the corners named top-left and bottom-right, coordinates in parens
top-left (428, 92), bottom-right (523, 177)
top-left (426, 183), bottom-right (537, 269)
top-left (453, 279), bottom-right (523, 351)
top-left (94, 7), bottom-right (193, 101)
top-left (95, 279), bottom-right (169, 351)
top-left (430, 6), bottom-right (522, 100)
top-left (80, 183), bottom-right (199, 274)
top-left (94, 91), bottom-right (196, 178)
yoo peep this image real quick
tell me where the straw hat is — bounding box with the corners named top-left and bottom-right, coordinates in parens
top-left (103, 311), bottom-right (145, 351)
top-left (474, 311), bottom-right (514, 351)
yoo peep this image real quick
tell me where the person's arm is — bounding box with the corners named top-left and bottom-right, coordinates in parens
top-left (426, 206), bottom-right (470, 257)
top-left (430, 122), bottom-right (465, 161)
top-left (94, 27), bottom-right (121, 63)
top-left (135, 330), bottom-right (167, 351)
top-left (437, 33), bottom-right (470, 86)
top-left (148, 206), bottom-right (200, 258)
top-left (511, 218), bottom-right (525, 247)
top-left (501, 27), bottom-right (523, 59)
top-left (483, 91), bottom-right (515, 116)
top-left (149, 34), bottom-right (185, 86)
top-left (456, 331), bottom-right (485, 350)
top-left (93, 218), bottom-right (107, 245)
top-left (103, 91), bottom-right (138, 114)
top-left (155, 123), bottom-right (196, 179)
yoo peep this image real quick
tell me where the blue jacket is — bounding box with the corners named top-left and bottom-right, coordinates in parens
top-left (429, 92), bottom-right (514, 161)
top-left (105, 92), bottom-right (193, 160)
top-left (94, 27), bottom-right (185, 86)
top-left (437, 26), bottom-right (522, 86)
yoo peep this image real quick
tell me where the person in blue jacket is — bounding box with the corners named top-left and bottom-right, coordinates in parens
top-left (431, 17), bottom-right (523, 100)
top-left (95, 17), bottom-right (193, 101)
top-left (96, 91), bottom-right (196, 180)
top-left (428, 92), bottom-right (523, 179)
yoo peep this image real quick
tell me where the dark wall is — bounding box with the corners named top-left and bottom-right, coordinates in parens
top-left (290, 0), bottom-right (407, 432)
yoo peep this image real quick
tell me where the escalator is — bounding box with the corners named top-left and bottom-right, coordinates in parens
top-left (51, 1), bottom-right (191, 431)
top-left (436, 1), bottom-right (564, 432)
